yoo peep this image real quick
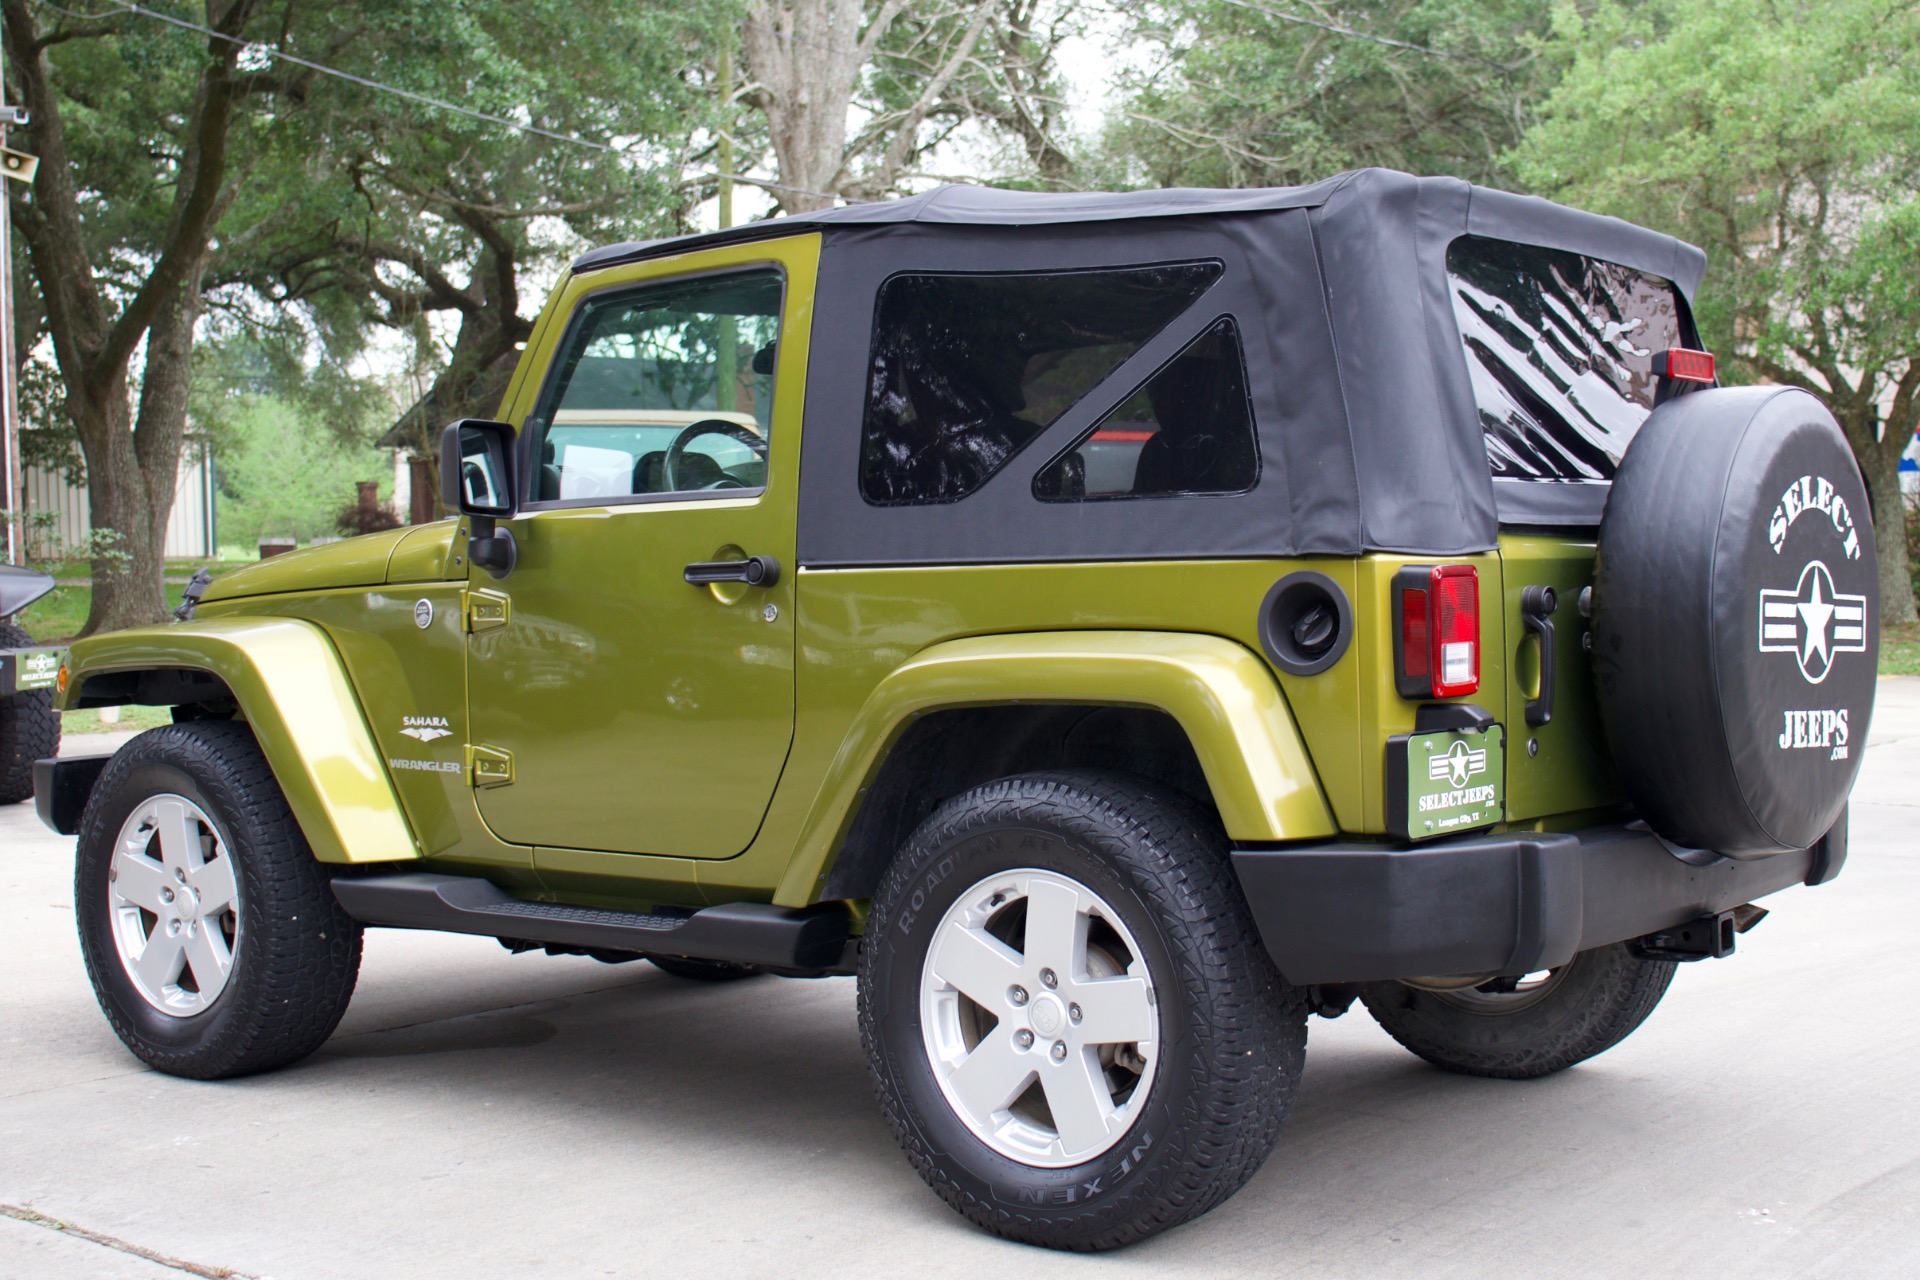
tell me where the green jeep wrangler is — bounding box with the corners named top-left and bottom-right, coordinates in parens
top-left (32, 169), bottom-right (1878, 1251)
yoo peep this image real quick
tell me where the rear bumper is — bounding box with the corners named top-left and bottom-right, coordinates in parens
top-left (1232, 819), bottom-right (1845, 986)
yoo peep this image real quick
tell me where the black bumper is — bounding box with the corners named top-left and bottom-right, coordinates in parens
top-left (1231, 820), bottom-right (1844, 986)
top-left (33, 755), bottom-right (111, 835)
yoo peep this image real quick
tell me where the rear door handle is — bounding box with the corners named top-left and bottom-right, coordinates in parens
top-left (683, 555), bottom-right (781, 588)
top-left (1520, 585), bottom-right (1558, 727)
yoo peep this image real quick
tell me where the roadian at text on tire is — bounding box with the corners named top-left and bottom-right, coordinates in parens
top-left (35, 169), bottom-right (1874, 1251)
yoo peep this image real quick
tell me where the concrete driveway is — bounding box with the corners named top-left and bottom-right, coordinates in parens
top-left (4, 682), bottom-right (1917, 1279)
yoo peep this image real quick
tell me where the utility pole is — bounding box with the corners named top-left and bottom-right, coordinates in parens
top-left (713, 42), bottom-right (737, 412)
top-left (0, 35), bottom-right (18, 567)
top-left (0, 35), bottom-right (35, 567)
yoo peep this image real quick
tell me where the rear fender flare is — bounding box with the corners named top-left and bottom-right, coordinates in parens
top-left (58, 617), bottom-right (418, 864)
top-left (777, 630), bottom-right (1335, 903)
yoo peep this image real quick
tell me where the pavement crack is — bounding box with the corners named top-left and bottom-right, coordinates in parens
top-left (1, 1203), bottom-right (260, 1279)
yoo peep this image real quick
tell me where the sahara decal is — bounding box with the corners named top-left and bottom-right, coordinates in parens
top-left (1767, 474), bottom-right (1861, 560)
top-left (1757, 560), bottom-right (1868, 685)
top-left (399, 714), bottom-right (454, 743)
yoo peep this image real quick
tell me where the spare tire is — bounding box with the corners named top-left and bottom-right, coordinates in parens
top-left (1592, 386), bottom-right (1877, 856)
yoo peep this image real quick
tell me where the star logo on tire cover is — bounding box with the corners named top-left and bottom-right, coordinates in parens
top-left (1758, 560), bottom-right (1868, 684)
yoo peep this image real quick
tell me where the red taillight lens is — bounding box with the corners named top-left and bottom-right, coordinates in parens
top-left (1655, 347), bottom-right (1716, 384)
top-left (1400, 587), bottom-right (1429, 682)
top-left (1395, 564), bottom-right (1479, 699)
top-left (1430, 565), bottom-right (1479, 698)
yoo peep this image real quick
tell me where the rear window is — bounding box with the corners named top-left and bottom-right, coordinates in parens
top-left (859, 262), bottom-right (1221, 505)
top-left (1447, 236), bottom-right (1687, 483)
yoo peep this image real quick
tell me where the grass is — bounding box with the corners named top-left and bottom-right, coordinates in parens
top-left (61, 705), bottom-right (176, 736)
top-left (1884, 623), bottom-right (1920, 676)
top-left (10, 559), bottom-right (252, 644)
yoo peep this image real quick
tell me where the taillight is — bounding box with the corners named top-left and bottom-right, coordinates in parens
top-left (1654, 347), bottom-right (1716, 384)
top-left (1394, 565), bottom-right (1480, 699)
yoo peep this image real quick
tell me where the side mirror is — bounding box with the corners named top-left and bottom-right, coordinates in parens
top-left (440, 419), bottom-right (518, 519)
top-left (439, 419), bottom-right (519, 578)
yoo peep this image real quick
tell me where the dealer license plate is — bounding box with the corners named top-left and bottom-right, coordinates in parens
top-left (1388, 726), bottom-right (1505, 840)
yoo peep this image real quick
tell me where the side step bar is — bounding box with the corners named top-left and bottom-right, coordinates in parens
top-left (332, 873), bottom-right (852, 972)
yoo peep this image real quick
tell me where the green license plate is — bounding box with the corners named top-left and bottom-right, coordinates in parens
top-left (1388, 726), bottom-right (1505, 840)
top-left (16, 648), bottom-right (62, 691)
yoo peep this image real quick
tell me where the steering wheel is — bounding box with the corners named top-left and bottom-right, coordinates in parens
top-left (663, 418), bottom-right (769, 491)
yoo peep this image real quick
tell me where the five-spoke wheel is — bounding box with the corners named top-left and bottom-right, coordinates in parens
top-left (75, 721), bottom-right (362, 1079)
top-left (920, 868), bottom-right (1158, 1167)
top-left (106, 794), bottom-right (242, 1015)
top-left (861, 770), bottom-right (1306, 1251)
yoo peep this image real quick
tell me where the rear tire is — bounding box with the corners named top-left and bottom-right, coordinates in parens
top-left (860, 770), bottom-right (1306, 1251)
top-left (74, 721), bottom-right (362, 1079)
top-left (1359, 943), bottom-right (1676, 1079)
top-left (0, 621), bottom-right (60, 805)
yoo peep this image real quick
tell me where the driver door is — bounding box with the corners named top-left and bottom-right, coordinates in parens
top-left (464, 240), bottom-right (816, 858)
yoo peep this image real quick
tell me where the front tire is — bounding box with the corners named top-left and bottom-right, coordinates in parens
top-left (860, 770), bottom-right (1306, 1251)
top-left (75, 722), bottom-right (362, 1079)
top-left (1359, 943), bottom-right (1677, 1079)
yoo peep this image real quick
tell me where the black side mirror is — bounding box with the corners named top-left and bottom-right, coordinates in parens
top-left (439, 419), bottom-right (519, 578)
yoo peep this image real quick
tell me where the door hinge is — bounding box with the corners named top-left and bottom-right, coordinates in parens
top-left (464, 588), bottom-right (511, 633)
top-left (467, 744), bottom-right (514, 789)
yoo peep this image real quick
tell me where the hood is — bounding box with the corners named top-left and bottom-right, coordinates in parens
top-left (201, 527), bottom-right (416, 603)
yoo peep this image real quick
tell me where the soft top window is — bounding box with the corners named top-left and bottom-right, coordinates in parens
top-left (859, 262), bottom-right (1222, 505)
top-left (1447, 235), bottom-right (1687, 483)
top-left (1033, 318), bottom-right (1259, 502)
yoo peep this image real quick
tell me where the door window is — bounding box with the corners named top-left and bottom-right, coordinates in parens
top-left (524, 269), bottom-right (784, 504)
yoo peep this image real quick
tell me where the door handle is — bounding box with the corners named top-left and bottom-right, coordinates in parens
top-left (683, 555), bottom-right (781, 588)
top-left (1520, 585), bottom-right (1558, 727)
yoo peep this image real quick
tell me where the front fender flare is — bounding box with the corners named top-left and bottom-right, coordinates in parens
top-left (59, 617), bottom-right (418, 864)
top-left (778, 630), bottom-right (1335, 903)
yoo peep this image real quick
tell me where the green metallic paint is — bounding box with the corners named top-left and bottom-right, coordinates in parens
top-left (387, 523), bottom-right (459, 584)
top-left (1495, 534), bottom-right (1617, 819)
top-left (464, 236), bottom-right (818, 861)
top-left (200, 527), bottom-right (415, 603)
top-left (690, 559), bottom-right (1362, 906)
top-left (60, 617), bottom-right (418, 865)
top-left (198, 587), bottom-right (538, 888)
top-left (760, 628), bottom-right (1335, 905)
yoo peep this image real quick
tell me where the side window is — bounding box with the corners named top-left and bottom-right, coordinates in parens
top-left (524, 268), bottom-right (784, 504)
top-left (859, 262), bottom-right (1222, 505)
top-left (1033, 318), bottom-right (1258, 502)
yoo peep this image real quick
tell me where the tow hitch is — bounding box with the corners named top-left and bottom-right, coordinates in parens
top-left (1630, 903), bottom-right (1769, 962)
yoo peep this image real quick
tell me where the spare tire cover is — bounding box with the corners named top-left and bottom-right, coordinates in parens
top-left (1592, 386), bottom-right (1877, 856)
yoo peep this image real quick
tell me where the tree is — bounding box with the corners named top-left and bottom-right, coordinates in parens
top-left (3, 0), bottom-right (301, 632)
top-left (1512, 0), bottom-right (1920, 624)
top-left (239, 2), bottom-right (736, 449)
top-left (1097, 0), bottom-right (1555, 190)
top-left (5, 0), bottom-right (734, 632)
top-left (740, 0), bottom-right (1003, 211)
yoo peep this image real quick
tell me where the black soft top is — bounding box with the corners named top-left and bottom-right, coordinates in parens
top-left (574, 169), bottom-right (1708, 564)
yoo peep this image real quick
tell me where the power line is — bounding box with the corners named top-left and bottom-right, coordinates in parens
top-left (43, 1), bottom-right (855, 204)
top-left (76, 1), bottom-right (617, 150)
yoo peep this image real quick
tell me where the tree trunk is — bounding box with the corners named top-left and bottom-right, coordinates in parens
top-left (743, 0), bottom-right (871, 212)
top-left (1861, 430), bottom-right (1919, 626)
